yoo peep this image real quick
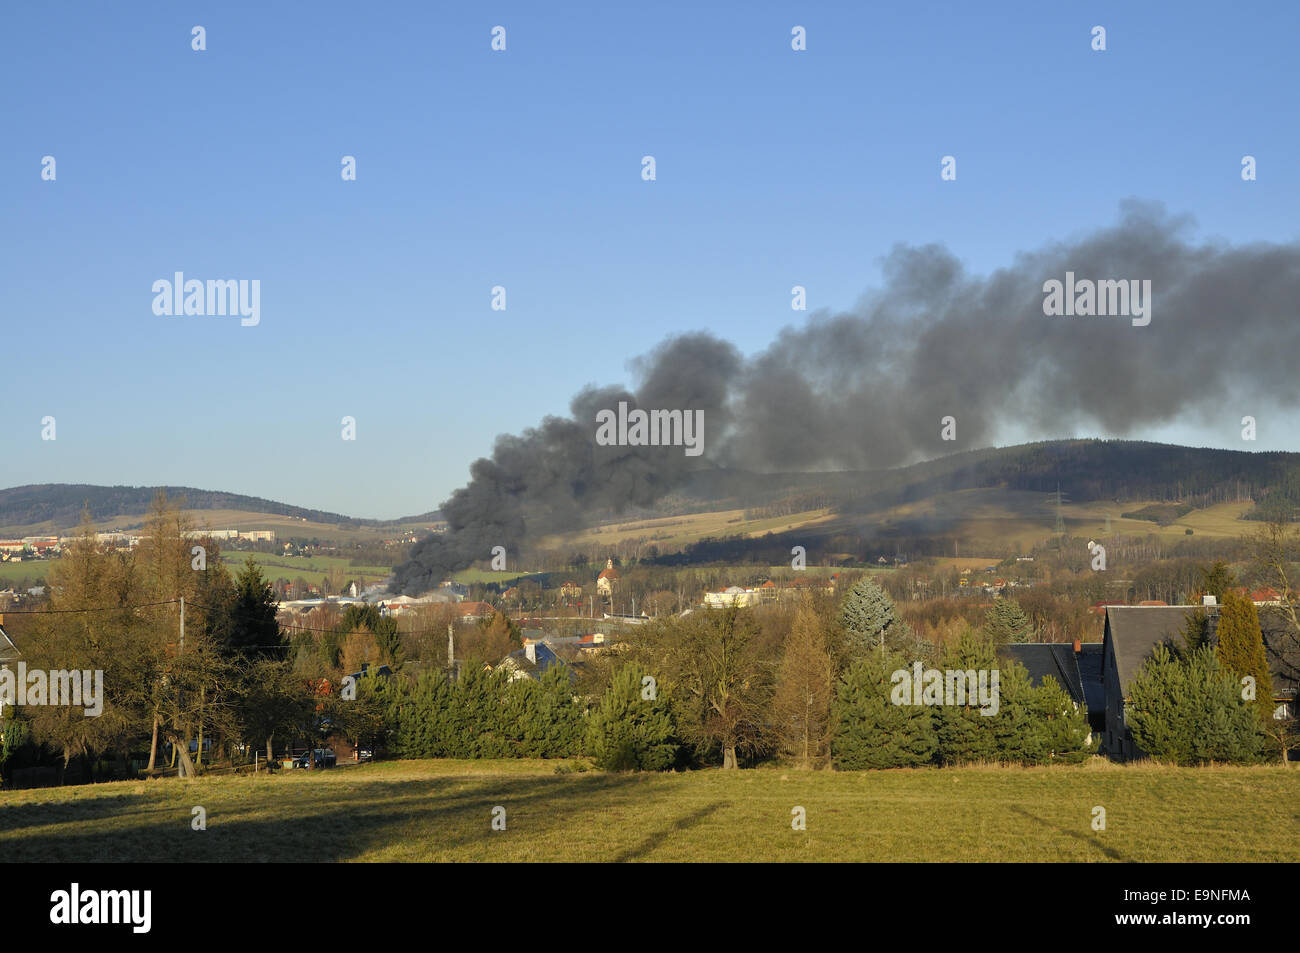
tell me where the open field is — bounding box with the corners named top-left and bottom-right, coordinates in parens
top-left (218, 552), bottom-right (392, 581)
top-left (449, 569), bottom-right (543, 585)
top-left (537, 507), bottom-right (837, 552)
top-left (0, 561), bottom-right (52, 584)
top-left (2, 759), bottom-right (1295, 862)
top-left (534, 491), bottom-right (1258, 559)
top-left (0, 509), bottom-right (439, 546)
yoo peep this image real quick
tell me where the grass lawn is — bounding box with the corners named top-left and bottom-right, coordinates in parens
top-left (0, 561), bottom-right (50, 584)
top-left (218, 552), bottom-right (392, 587)
top-left (2, 759), bottom-right (1296, 862)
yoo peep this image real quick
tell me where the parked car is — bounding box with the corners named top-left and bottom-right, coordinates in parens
top-left (292, 748), bottom-right (336, 769)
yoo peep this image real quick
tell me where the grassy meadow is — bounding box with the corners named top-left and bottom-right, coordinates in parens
top-left (2, 759), bottom-right (1295, 863)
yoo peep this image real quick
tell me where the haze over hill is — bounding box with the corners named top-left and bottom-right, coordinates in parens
top-left (0, 484), bottom-right (439, 536)
top-left (5, 440), bottom-right (1296, 565)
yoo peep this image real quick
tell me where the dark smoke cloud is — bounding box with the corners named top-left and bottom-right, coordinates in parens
top-left (392, 202), bottom-right (1300, 593)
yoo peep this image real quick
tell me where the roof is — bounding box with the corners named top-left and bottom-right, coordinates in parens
top-left (1076, 643), bottom-right (1107, 714)
top-left (0, 624), bottom-right (19, 663)
top-left (597, 567), bottom-right (620, 579)
top-left (499, 642), bottom-right (567, 679)
top-left (1104, 606), bottom-right (1205, 691)
top-left (995, 643), bottom-right (1086, 705)
top-left (1104, 604), bottom-right (1299, 700)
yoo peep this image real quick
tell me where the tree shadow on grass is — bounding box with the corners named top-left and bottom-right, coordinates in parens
top-left (1, 772), bottom-right (645, 862)
top-left (1006, 805), bottom-right (1129, 862)
top-left (611, 801), bottom-right (729, 863)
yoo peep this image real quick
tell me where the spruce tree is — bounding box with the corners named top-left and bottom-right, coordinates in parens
top-left (983, 599), bottom-right (1034, 644)
top-left (839, 577), bottom-right (898, 658)
top-left (934, 628), bottom-right (1001, 765)
top-left (831, 652), bottom-right (937, 769)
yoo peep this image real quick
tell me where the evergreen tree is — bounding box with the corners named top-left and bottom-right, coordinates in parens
top-left (219, 559), bottom-right (286, 662)
top-left (831, 652), bottom-right (937, 769)
top-left (1180, 603), bottom-right (1211, 654)
top-left (1201, 560), bottom-right (1236, 601)
top-left (1023, 674), bottom-right (1095, 764)
top-left (1127, 645), bottom-right (1264, 764)
top-left (1214, 590), bottom-right (1274, 722)
top-left (934, 628), bottom-right (1002, 765)
top-left (585, 664), bottom-right (679, 771)
top-left (839, 577), bottom-right (899, 659)
top-left (983, 599), bottom-right (1034, 644)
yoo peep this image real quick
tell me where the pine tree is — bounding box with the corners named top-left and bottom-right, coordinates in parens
top-left (1025, 675), bottom-right (1095, 764)
top-left (1127, 645), bottom-right (1263, 764)
top-left (934, 628), bottom-right (1001, 765)
top-left (831, 652), bottom-right (937, 769)
top-left (1214, 590), bottom-right (1274, 722)
top-left (585, 664), bottom-right (678, 771)
top-left (983, 599), bottom-right (1034, 644)
top-left (772, 601), bottom-right (834, 768)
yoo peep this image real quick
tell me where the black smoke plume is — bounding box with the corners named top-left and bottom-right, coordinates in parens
top-left (392, 202), bottom-right (1300, 594)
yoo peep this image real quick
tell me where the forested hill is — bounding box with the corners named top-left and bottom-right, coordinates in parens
top-left (5, 441), bottom-right (1297, 535)
top-left (0, 484), bottom-right (438, 531)
top-left (655, 440), bottom-right (1300, 521)
top-left (837, 440), bottom-right (1300, 515)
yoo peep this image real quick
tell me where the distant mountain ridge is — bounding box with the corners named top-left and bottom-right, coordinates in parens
top-left (0, 484), bottom-right (439, 532)
top-left (4, 440), bottom-right (1297, 537)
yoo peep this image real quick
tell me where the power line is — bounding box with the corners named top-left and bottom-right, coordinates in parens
top-left (0, 599), bottom-right (183, 614)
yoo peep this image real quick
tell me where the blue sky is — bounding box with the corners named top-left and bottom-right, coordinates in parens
top-left (3, 1), bottom-right (1297, 518)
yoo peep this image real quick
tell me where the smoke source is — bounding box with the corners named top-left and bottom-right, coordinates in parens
top-left (392, 202), bottom-right (1300, 594)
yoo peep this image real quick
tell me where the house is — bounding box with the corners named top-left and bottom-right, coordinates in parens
top-left (456, 601), bottom-right (495, 622)
top-left (559, 581), bottom-right (582, 600)
top-left (704, 586), bottom-right (759, 608)
top-left (596, 559), bottom-right (620, 598)
top-left (496, 640), bottom-right (567, 682)
top-left (1101, 603), bottom-right (1299, 761)
top-left (996, 640), bottom-right (1105, 738)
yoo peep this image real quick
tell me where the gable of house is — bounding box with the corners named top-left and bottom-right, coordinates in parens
top-left (995, 643), bottom-right (1086, 705)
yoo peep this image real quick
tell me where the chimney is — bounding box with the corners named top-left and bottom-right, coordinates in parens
top-left (525, 641), bottom-right (536, 664)
top-left (1073, 638), bottom-right (1081, 654)
top-left (1202, 594), bottom-right (1217, 607)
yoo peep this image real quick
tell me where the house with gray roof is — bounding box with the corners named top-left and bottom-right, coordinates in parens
top-left (996, 640), bottom-right (1106, 738)
top-left (1102, 602), bottom-right (1300, 761)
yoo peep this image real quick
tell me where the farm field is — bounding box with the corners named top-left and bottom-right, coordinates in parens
top-left (535, 492), bottom-right (1257, 559)
top-left (218, 552), bottom-right (393, 588)
top-left (0, 560), bottom-right (51, 585)
top-left (536, 507), bottom-right (837, 552)
top-left (2, 759), bottom-right (1295, 863)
